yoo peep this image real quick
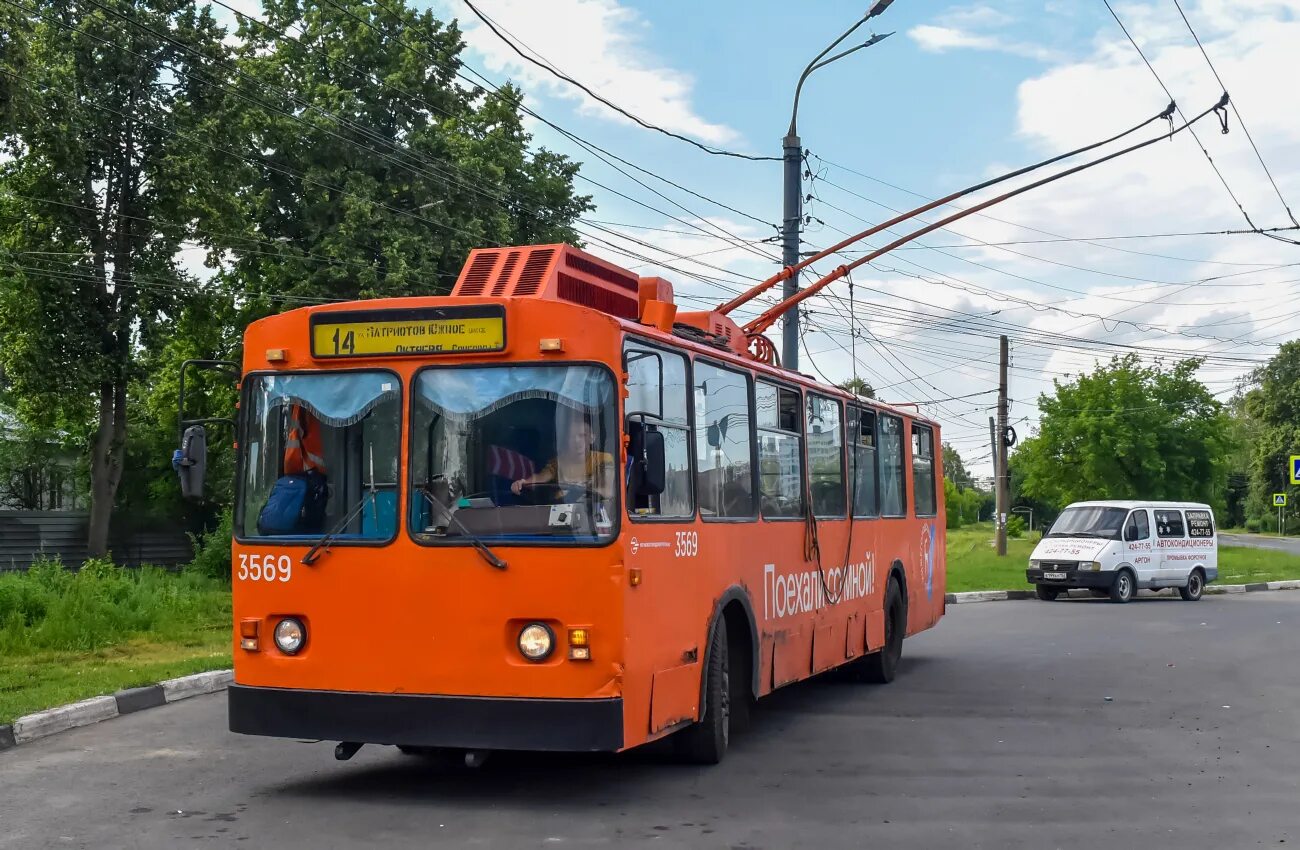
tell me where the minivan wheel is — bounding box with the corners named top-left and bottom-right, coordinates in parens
top-left (1179, 569), bottom-right (1205, 602)
top-left (1035, 584), bottom-right (1060, 601)
top-left (1109, 569), bottom-right (1135, 604)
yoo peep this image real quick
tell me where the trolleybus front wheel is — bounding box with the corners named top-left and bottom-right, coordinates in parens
top-left (675, 619), bottom-right (730, 765)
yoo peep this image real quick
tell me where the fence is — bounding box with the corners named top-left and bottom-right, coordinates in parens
top-left (0, 511), bottom-right (195, 571)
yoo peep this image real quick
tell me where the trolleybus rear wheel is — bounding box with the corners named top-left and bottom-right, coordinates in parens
top-left (860, 577), bottom-right (904, 684)
top-left (675, 619), bottom-right (729, 764)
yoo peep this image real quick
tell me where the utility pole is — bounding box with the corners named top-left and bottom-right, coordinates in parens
top-left (779, 4), bottom-right (895, 371)
top-left (996, 334), bottom-right (1010, 556)
top-left (781, 134), bottom-right (802, 370)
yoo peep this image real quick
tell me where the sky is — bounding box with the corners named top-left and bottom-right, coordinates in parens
top-left (222, 0), bottom-right (1300, 481)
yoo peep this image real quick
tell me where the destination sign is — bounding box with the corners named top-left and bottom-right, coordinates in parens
top-left (310, 305), bottom-right (505, 358)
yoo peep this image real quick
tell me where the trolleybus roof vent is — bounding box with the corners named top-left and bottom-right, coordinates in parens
top-left (491, 250), bottom-right (522, 296)
top-left (458, 251), bottom-right (497, 296)
top-left (514, 248), bottom-right (554, 296)
top-left (451, 244), bottom-right (643, 321)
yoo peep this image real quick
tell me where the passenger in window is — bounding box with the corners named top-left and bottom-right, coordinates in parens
top-left (512, 417), bottom-right (614, 501)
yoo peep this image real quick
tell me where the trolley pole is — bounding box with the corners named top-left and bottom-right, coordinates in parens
top-left (996, 335), bottom-right (1010, 556)
top-left (781, 132), bottom-right (802, 371)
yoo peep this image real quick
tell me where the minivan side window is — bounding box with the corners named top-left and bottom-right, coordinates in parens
top-left (1154, 509), bottom-right (1186, 538)
top-left (1186, 510), bottom-right (1214, 538)
top-left (1125, 510), bottom-right (1150, 541)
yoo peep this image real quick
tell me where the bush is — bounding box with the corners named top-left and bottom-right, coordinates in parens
top-left (188, 508), bottom-right (233, 580)
top-left (0, 555), bottom-right (229, 654)
top-left (1006, 515), bottom-right (1026, 538)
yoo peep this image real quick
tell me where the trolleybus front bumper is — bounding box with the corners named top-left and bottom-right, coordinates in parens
top-left (228, 684), bottom-right (624, 752)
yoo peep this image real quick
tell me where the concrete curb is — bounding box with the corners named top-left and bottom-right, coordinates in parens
top-left (947, 580), bottom-right (1300, 604)
top-left (1, 669), bottom-right (233, 752)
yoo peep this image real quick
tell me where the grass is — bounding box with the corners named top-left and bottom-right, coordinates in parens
top-left (945, 523), bottom-right (1300, 593)
top-left (0, 558), bottom-right (231, 724)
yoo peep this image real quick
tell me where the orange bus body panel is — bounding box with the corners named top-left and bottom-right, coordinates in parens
top-left (229, 283), bottom-right (945, 754)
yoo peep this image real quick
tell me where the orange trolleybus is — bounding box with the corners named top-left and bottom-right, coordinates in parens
top-left (177, 243), bottom-right (945, 764)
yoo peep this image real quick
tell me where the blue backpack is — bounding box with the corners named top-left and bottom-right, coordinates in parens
top-left (257, 471), bottom-right (329, 535)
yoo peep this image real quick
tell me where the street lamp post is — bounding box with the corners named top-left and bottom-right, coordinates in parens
top-left (781, 2), bottom-right (896, 371)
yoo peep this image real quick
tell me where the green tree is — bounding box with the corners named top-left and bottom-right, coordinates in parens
top-left (942, 442), bottom-right (969, 488)
top-left (1242, 341), bottom-right (1300, 528)
top-left (0, 0), bottom-right (243, 554)
top-left (1014, 355), bottom-right (1229, 510)
top-left (838, 377), bottom-right (875, 399)
top-left (225, 0), bottom-right (590, 312)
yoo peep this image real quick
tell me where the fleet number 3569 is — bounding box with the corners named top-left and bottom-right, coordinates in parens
top-left (237, 553), bottom-right (292, 583)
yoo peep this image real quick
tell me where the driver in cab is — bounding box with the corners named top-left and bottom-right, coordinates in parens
top-left (511, 417), bottom-right (613, 501)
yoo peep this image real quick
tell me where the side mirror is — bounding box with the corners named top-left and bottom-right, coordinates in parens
top-left (175, 425), bottom-right (208, 500)
top-left (628, 422), bottom-right (666, 497)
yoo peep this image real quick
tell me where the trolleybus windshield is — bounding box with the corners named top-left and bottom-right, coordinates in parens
top-left (238, 371), bottom-right (402, 542)
top-left (409, 364), bottom-right (617, 545)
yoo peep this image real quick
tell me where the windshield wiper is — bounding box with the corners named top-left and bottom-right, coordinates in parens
top-left (301, 491), bottom-right (375, 565)
top-left (418, 488), bottom-right (508, 571)
top-left (302, 445), bottom-right (379, 566)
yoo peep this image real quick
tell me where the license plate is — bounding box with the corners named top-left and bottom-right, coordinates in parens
top-left (1043, 571), bottom-right (1067, 580)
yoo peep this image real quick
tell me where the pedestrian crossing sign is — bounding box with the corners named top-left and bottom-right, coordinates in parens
top-left (1274, 493), bottom-right (1287, 507)
top-left (1291, 455), bottom-right (1300, 485)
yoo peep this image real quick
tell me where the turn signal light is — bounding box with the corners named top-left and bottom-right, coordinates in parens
top-left (265, 348), bottom-right (288, 362)
top-left (539, 338), bottom-right (564, 352)
top-left (568, 628), bottom-right (591, 661)
top-left (239, 618), bottom-right (260, 651)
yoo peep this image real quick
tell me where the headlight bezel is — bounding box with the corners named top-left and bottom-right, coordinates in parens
top-left (274, 617), bottom-right (306, 655)
top-left (517, 622), bottom-right (555, 662)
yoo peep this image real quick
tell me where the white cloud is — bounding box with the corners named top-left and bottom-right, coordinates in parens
top-left (445, 0), bottom-right (740, 146)
top-left (909, 24), bottom-right (1063, 62)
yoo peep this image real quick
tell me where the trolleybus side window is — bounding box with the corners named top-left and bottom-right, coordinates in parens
top-left (911, 423), bottom-right (937, 517)
top-left (879, 413), bottom-right (907, 517)
top-left (848, 406), bottom-right (879, 518)
top-left (625, 340), bottom-right (693, 518)
top-left (408, 364), bottom-right (618, 545)
top-left (1155, 509), bottom-right (1186, 538)
top-left (807, 393), bottom-right (846, 518)
top-left (755, 381), bottom-right (804, 519)
top-left (693, 361), bottom-right (755, 520)
top-left (238, 371), bottom-right (401, 542)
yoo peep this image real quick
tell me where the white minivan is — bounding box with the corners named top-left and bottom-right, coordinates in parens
top-left (1026, 501), bottom-right (1219, 603)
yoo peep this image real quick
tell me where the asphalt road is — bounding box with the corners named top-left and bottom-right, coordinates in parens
top-left (1221, 531), bottom-right (1300, 555)
top-left (3, 594), bottom-right (1298, 850)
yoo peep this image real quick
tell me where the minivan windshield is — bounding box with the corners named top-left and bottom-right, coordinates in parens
top-left (1045, 506), bottom-right (1128, 540)
top-left (409, 364), bottom-right (617, 545)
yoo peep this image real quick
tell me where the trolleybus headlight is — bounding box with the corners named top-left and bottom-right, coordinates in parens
top-left (518, 623), bottom-right (554, 661)
top-left (274, 617), bottom-right (306, 655)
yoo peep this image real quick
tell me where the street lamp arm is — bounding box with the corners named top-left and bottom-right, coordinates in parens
top-left (788, 15), bottom-right (871, 136)
top-left (807, 32), bottom-right (894, 78)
